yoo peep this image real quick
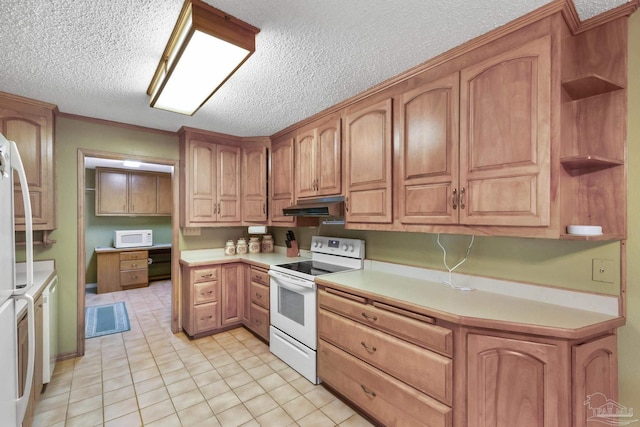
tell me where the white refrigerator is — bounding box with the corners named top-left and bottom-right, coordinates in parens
top-left (0, 132), bottom-right (36, 427)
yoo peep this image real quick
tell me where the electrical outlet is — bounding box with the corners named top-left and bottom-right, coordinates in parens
top-left (592, 259), bottom-right (615, 283)
top-left (183, 227), bottom-right (201, 236)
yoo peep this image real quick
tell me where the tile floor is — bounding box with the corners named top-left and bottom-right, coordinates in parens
top-left (32, 280), bottom-right (374, 427)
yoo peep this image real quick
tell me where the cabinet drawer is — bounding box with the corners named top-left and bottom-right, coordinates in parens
top-left (250, 281), bottom-right (269, 309)
top-left (250, 303), bottom-right (269, 341)
top-left (120, 251), bottom-right (148, 261)
top-left (120, 259), bottom-right (147, 271)
top-left (194, 303), bottom-right (218, 333)
top-left (318, 340), bottom-right (452, 427)
top-left (319, 289), bottom-right (453, 356)
top-left (120, 269), bottom-right (148, 287)
top-left (319, 309), bottom-right (452, 404)
top-left (194, 281), bottom-right (218, 305)
top-left (251, 268), bottom-right (269, 286)
top-left (191, 266), bottom-right (219, 283)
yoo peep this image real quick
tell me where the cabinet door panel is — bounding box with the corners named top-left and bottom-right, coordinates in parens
top-left (317, 119), bottom-right (341, 196)
top-left (398, 73), bottom-right (459, 224)
top-left (190, 142), bottom-right (216, 222)
top-left (221, 264), bottom-right (242, 325)
top-left (217, 145), bottom-right (241, 222)
top-left (242, 146), bottom-right (267, 222)
top-left (460, 36), bottom-right (550, 226)
top-left (295, 131), bottom-right (317, 198)
top-left (271, 138), bottom-right (294, 200)
top-left (156, 174), bottom-right (173, 215)
top-left (129, 173), bottom-right (157, 214)
top-left (345, 99), bottom-right (393, 224)
top-left (271, 198), bottom-right (295, 224)
top-left (97, 170), bottom-right (128, 214)
top-left (573, 335), bottom-right (618, 427)
top-left (467, 333), bottom-right (562, 427)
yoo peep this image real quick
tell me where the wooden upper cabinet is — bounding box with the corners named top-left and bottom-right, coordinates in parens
top-left (242, 145), bottom-right (268, 223)
top-left (270, 134), bottom-right (296, 224)
top-left (398, 72), bottom-right (460, 225)
top-left (216, 144), bottom-right (241, 223)
top-left (156, 174), bottom-right (173, 215)
top-left (96, 169), bottom-right (129, 214)
top-left (129, 172), bottom-right (157, 214)
top-left (459, 36), bottom-right (551, 227)
top-left (0, 92), bottom-right (56, 231)
top-left (180, 130), bottom-right (241, 227)
top-left (344, 98), bottom-right (393, 224)
top-left (96, 168), bottom-right (171, 216)
top-left (295, 116), bottom-right (341, 199)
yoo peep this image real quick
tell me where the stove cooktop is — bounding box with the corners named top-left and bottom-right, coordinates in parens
top-left (275, 260), bottom-right (355, 277)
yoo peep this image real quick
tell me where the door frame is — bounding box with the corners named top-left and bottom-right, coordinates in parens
top-left (76, 148), bottom-right (180, 356)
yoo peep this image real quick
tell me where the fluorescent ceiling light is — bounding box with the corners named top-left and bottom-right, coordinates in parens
top-left (123, 160), bottom-right (142, 167)
top-left (147, 0), bottom-right (259, 115)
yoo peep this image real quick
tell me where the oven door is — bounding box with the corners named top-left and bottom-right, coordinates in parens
top-left (268, 270), bottom-right (317, 350)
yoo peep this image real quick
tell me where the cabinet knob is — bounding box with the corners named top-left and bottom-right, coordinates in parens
top-left (255, 293), bottom-right (262, 299)
top-left (131, 275), bottom-right (137, 279)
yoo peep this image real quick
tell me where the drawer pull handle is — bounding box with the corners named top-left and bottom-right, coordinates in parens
top-left (201, 273), bottom-right (213, 278)
top-left (131, 275), bottom-right (137, 279)
top-left (360, 384), bottom-right (376, 398)
top-left (255, 293), bottom-right (262, 298)
top-left (361, 312), bottom-right (378, 321)
top-left (132, 263), bottom-right (137, 267)
top-left (201, 290), bottom-right (213, 295)
top-left (202, 315), bottom-right (213, 320)
top-left (360, 341), bottom-right (377, 353)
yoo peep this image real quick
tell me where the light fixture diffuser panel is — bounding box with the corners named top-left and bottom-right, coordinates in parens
top-left (153, 31), bottom-right (250, 115)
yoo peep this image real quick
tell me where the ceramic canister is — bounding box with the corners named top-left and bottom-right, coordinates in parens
top-left (236, 238), bottom-right (248, 255)
top-left (224, 240), bottom-right (236, 256)
top-left (261, 234), bottom-right (274, 253)
top-left (249, 236), bottom-right (261, 253)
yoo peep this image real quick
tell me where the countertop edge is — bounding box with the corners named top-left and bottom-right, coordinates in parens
top-left (316, 279), bottom-right (624, 340)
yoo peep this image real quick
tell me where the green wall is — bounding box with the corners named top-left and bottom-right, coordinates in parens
top-left (24, 11), bottom-right (639, 411)
top-left (39, 117), bottom-right (178, 355)
top-left (619, 10), bottom-right (640, 414)
top-left (84, 168), bottom-right (172, 284)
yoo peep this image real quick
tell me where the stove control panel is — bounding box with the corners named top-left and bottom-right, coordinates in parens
top-left (311, 236), bottom-right (365, 259)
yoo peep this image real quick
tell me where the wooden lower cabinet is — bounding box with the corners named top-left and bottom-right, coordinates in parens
top-left (17, 293), bottom-right (44, 427)
top-left (221, 264), bottom-right (243, 325)
top-left (97, 250), bottom-right (149, 293)
top-left (244, 265), bottom-right (270, 342)
top-left (318, 285), bottom-right (619, 427)
top-left (182, 262), bottom-right (248, 337)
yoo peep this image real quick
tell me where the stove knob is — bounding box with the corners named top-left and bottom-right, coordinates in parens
top-left (348, 245), bottom-right (355, 252)
top-left (342, 244), bottom-right (348, 251)
top-left (315, 241), bottom-right (323, 248)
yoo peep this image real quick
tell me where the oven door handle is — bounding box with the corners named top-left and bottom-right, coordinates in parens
top-left (268, 270), bottom-right (315, 290)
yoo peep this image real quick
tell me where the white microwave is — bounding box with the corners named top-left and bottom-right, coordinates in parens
top-left (114, 230), bottom-right (153, 248)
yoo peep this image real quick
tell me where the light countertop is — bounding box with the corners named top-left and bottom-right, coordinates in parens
top-left (95, 243), bottom-right (171, 253)
top-left (316, 269), bottom-right (624, 339)
top-left (180, 248), bottom-right (310, 269)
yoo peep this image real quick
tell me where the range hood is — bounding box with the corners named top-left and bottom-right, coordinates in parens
top-left (283, 196), bottom-right (344, 218)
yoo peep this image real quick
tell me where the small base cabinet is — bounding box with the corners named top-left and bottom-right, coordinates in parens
top-left (181, 265), bottom-right (220, 337)
top-left (97, 250), bottom-right (149, 294)
top-left (181, 262), bottom-right (247, 338)
top-left (245, 266), bottom-right (270, 342)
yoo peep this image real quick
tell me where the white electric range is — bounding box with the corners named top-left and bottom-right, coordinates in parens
top-left (269, 236), bottom-right (365, 384)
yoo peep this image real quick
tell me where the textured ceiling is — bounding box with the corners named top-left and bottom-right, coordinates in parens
top-left (0, 0), bottom-right (631, 137)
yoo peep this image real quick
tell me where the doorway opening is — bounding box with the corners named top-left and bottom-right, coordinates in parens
top-left (77, 150), bottom-right (179, 356)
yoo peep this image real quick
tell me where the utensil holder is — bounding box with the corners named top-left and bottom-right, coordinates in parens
top-left (286, 240), bottom-right (299, 257)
